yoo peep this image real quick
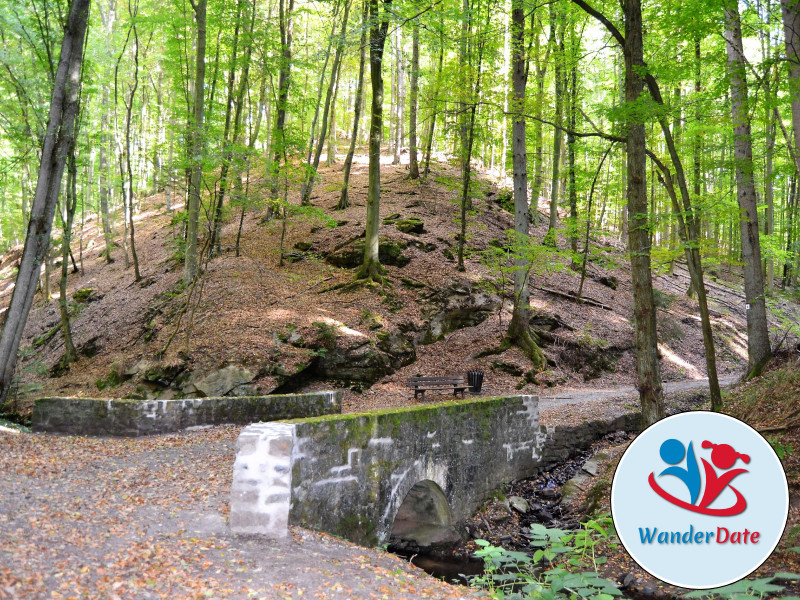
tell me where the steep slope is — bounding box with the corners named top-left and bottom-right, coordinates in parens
top-left (0, 154), bottom-right (757, 417)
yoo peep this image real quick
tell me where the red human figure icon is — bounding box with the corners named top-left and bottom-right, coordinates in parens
top-left (698, 441), bottom-right (750, 510)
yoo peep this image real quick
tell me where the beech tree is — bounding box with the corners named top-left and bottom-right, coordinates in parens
top-left (358, 0), bottom-right (390, 282)
top-left (724, 0), bottom-right (772, 376)
top-left (0, 0), bottom-right (92, 403)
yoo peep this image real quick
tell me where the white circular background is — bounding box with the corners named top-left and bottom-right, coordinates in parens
top-left (611, 411), bottom-right (789, 589)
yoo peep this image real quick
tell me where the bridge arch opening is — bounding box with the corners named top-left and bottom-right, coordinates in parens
top-left (389, 480), bottom-right (461, 547)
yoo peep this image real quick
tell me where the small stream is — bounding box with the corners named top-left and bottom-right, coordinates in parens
top-left (388, 432), bottom-right (675, 599)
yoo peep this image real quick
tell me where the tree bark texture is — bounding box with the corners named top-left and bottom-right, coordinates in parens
top-left (0, 0), bottom-right (92, 404)
top-left (339, 0), bottom-right (368, 209)
top-left (409, 21), bottom-right (420, 179)
top-left (725, 0), bottom-right (772, 375)
top-left (358, 0), bottom-right (390, 281)
top-left (624, 0), bottom-right (664, 428)
top-left (184, 0), bottom-right (206, 284)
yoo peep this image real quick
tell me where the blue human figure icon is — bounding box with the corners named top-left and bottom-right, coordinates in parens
top-left (658, 438), bottom-right (701, 505)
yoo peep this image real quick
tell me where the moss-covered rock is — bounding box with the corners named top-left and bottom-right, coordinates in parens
top-left (325, 239), bottom-right (410, 269)
top-left (72, 287), bottom-right (97, 303)
top-left (396, 217), bottom-right (425, 234)
top-left (418, 281), bottom-right (500, 344)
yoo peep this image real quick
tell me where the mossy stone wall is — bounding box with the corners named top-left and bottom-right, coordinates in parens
top-left (31, 391), bottom-right (342, 436)
top-left (231, 395), bottom-right (640, 545)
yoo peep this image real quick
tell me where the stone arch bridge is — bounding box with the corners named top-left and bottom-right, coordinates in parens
top-left (230, 395), bottom-right (637, 546)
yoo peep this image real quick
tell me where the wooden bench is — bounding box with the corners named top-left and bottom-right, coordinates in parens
top-left (408, 376), bottom-right (468, 400)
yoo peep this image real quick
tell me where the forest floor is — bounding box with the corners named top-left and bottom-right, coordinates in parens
top-left (0, 150), bottom-right (785, 416)
top-left (1, 151), bottom-right (800, 598)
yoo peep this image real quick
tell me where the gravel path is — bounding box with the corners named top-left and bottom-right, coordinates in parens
top-left (0, 426), bottom-right (470, 599)
top-left (538, 375), bottom-right (739, 424)
top-left (0, 378), bottom-right (736, 599)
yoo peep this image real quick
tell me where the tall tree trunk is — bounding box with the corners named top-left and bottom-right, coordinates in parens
top-left (123, 14), bottom-right (141, 282)
top-left (326, 81), bottom-right (339, 166)
top-left (357, 0), bottom-right (390, 282)
top-left (339, 0), bottom-right (368, 210)
top-left (571, 0), bottom-right (722, 410)
top-left (0, 0), bottom-right (91, 404)
top-left (408, 20), bottom-right (420, 179)
top-left (299, 5), bottom-right (341, 205)
top-left (210, 0), bottom-right (244, 256)
top-left (530, 15), bottom-right (549, 218)
top-left (301, 0), bottom-right (351, 205)
top-left (423, 26), bottom-right (444, 177)
top-left (765, 72), bottom-right (776, 294)
top-left (58, 142), bottom-right (80, 368)
top-left (99, 93), bottom-right (114, 262)
top-left (393, 28), bottom-right (405, 165)
top-left (781, 0), bottom-right (800, 174)
top-left (507, 0), bottom-right (545, 369)
top-left (624, 0), bottom-right (664, 427)
top-left (725, 0), bottom-right (772, 376)
top-left (546, 7), bottom-right (564, 243)
top-left (185, 0), bottom-right (207, 284)
top-left (693, 38), bottom-right (702, 235)
top-left (567, 39), bottom-right (578, 257)
top-left (267, 0), bottom-right (295, 219)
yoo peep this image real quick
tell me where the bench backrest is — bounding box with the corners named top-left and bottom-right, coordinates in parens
top-left (408, 376), bottom-right (465, 385)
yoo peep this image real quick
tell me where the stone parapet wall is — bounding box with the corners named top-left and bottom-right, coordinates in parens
top-left (31, 391), bottom-right (341, 436)
top-left (230, 396), bottom-right (640, 546)
top-left (232, 395), bottom-right (547, 545)
top-left (538, 412), bottom-right (640, 470)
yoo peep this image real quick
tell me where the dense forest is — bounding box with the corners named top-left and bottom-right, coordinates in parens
top-left (0, 0), bottom-right (799, 426)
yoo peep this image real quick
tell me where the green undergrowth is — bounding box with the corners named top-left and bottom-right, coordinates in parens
top-left (723, 355), bottom-right (800, 487)
top-left (470, 515), bottom-right (621, 600)
top-left (470, 517), bottom-right (800, 599)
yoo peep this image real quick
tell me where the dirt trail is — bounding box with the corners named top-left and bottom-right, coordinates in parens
top-left (0, 377), bottom-right (737, 599)
top-left (539, 375), bottom-right (740, 412)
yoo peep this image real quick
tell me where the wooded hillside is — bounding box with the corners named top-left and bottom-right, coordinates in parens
top-left (1, 0), bottom-right (799, 425)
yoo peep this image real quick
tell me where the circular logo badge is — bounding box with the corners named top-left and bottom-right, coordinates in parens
top-left (611, 411), bottom-right (788, 589)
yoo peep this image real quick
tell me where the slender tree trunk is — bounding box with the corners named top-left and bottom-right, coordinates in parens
top-left (299, 5), bottom-right (341, 205)
top-left (530, 19), bottom-right (549, 217)
top-left (267, 0), bottom-right (295, 219)
top-left (124, 15), bottom-right (141, 282)
top-left (725, 0), bottom-right (772, 376)
top-left (99, 94), bottom-right (114, 262)
top-left (357, 0), bottom-right (390, 282)
top-left (393, 28), bottom-right (405, 165)
top-left (58, 143), bottom-right (80, 368)
top-left (210, 0), bottom-right (244, 255)
top-left (423, 30), bottom-right (444, 177)
top-left (781, 0), bottom-right (800, 174)
top-left (408, 21), bottom-right (420, 179)
top-left (624, 0), bottom-right (664, 427)
top-left (326, 81), bottom-right (339, 166)
top-left (571, 0), bottom-right (722, 410)
top-left (339, 0), bottom-right (368, 210)
top-left (0, 0), bottom-right (91, 404)
top-left (567, 43), bottom-right (578, 256)
top-left (185, 0), bottom-right (207, 284)
top-left (546, 8), bottom-right (564, 242)
top-left (765, 74), bottom-right (776, 294)
top-left (301, 0), bottom-right (351, 205)
top-left (507, 0), bottom-right (545, 369)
